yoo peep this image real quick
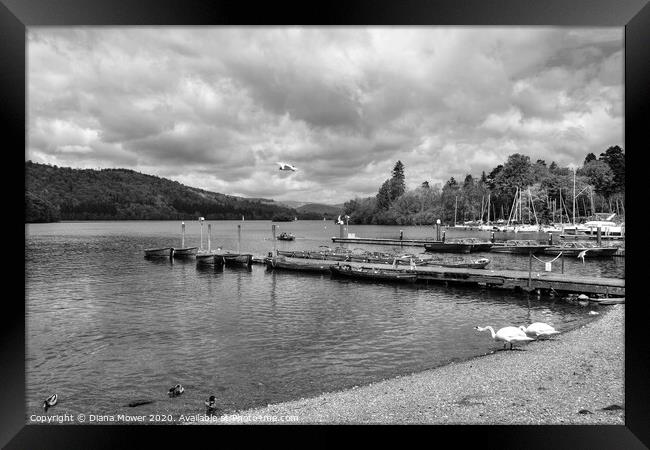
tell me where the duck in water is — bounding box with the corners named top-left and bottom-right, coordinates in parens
top-left (168, 384), bottom-right (185, 397)
top-left (205, 395), bottom-right (218, 416)
top-left (43, 394), bottom-right (57, 412)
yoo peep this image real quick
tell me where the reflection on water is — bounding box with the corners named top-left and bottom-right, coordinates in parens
top-left (25, 221), bottom-right (622, 419)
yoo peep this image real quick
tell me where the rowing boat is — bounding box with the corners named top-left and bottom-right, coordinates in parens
top-left (329, 264), bottom-right (417, 282)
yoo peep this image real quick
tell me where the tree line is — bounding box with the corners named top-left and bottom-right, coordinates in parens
top-left (343, 146), bottom-right (625, 225)
top-left (25, 161), bottom-right (323, 223)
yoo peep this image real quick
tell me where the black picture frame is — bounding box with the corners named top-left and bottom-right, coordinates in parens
top-left (3, 0), bottom-right (648, 447)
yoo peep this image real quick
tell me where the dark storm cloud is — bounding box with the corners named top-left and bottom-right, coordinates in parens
top-left (27, 27), bottom-right (623, 204)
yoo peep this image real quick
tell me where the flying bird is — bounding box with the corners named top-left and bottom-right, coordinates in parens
top-left (277, 162), bottom-right (297, 172)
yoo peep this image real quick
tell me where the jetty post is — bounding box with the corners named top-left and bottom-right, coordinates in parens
top-left (528, 250), bottom-right (533, 287)
top-left (548, 233), bottom-right (553, 245)
top-left (199, 217), bottom-right (205, 250)
top-left (561, 253), bottom-right (565, 274)
top-left (436, 219), bottom-right (441, 240)
top-left (491, 232), bottom-right (495, 243)
top-left (237, 224), bottom-right (242, 253)
top-left (272, 224), bottom-right (277, 253)
top-left (181, 221), bottom-right (185, 248)
top-left (208, 224), bottom-right (211, 252)
top-left (597, 227), bottom-right (602, 246)
top-left (339, 223), bottom-right (345, 239)
top-left (442, 230), bottom-right (446, 243)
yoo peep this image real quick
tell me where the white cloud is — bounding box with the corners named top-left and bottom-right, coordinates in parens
top-left (27, 27), bottom-right (623, 204)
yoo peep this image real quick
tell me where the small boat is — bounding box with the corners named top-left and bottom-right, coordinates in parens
top-left (196, 252), bottom-right (224, 266)
top-left (174, 222), bottom-right (199, 258)
top-left (542, 242), bottom-right (618, 257)
top-left (266, 256), bottom-right (331, 273)
top-left (329, 264), bottom-right (417, 283)
top-left (490, 240), bottom-right (548, 254)
top-left (173, 247), bottom-right (199, 258)
top-left (424, 241), bottom-right (473, 253)
top-left (453, 238), bottom-right (494, 252)
top-left (276, 232), bottom-right (296, 241)
top-left (144, 247), bottom-right (174, 258)
top-left (220, 252), bottom-right (253, 267)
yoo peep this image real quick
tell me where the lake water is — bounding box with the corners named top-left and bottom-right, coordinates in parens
top-left (25, 220), bottom-right (624, 421)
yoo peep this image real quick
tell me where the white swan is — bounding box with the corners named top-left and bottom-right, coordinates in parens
top-left (519, 322), bottom-right (560, 339)
top-left (474, 325), bottom-right (534, 350)
top-left (276, 162), bottom-right (297, 171)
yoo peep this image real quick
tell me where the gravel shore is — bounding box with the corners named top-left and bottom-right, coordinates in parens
top-left (217, 304), bottom-right (624, 424)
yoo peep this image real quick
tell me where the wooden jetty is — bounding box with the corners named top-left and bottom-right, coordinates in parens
top-left (267, 256), bottom-right (624, 296)
top-left (332, 237), bottom-right (442, 247)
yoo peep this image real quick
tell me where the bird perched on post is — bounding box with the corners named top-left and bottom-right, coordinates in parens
top-left (43, 394), bottom-right (57, 412)
top-left (168, 384), bottom-right (185, 397)
top-left (205, 395), bottom-right (218, 416)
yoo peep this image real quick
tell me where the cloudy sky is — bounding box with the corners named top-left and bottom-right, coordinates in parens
top-left (27, 27), bottom-right (623, 204)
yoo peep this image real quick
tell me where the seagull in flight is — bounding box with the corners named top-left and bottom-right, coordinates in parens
top-left (277, 162), bottom-right (297, 172)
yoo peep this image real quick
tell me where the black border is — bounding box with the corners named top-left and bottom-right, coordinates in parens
top-left (3, 0), bottom-right (648, 447)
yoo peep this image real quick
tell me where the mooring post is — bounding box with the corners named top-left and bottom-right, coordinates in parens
top-left (272, 224), bottom-right (277, 254)
top-left (237, 224), bottom-right (241, 254)
top-left (208, 223), bottom-right (212, 252)
top-left (561, 253), bottom-right (565, 274)
top-left (339, 223), bottom-right (344, 239)
top-left (442, 231), bottom-right (446, 243)
top-left (400, 229), bottom-right (403, 247)
top-left (491, 232), bottom-right (495, 243)
top-left (181, 221), bottom-right (185, 248)
top-left (528, 250), bottom-right (532, 287)
top-left (548, 233), bottom-right (553, 245)
top-left (597, 227), bottom-right (602, 246)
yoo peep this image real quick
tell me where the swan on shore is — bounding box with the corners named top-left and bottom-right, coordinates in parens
top-left (474, 325), bottom-right (534, 350)
top-left (519, 322), bottom-right (560, 339)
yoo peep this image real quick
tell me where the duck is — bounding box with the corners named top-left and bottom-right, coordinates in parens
top-left (43, 393), bottom-right (57, 412)
top-left (474, 325), bottom-right (534, 350)
top-left (168, 384), bottom-right (185, 397)
top-left (519, 322), bottom-right (560, 339)
top-left (205, 395), bottom-right (218, 416)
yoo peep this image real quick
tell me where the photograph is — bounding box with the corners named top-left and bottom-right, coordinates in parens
top-left (22, 25), bottom-right (629, 428)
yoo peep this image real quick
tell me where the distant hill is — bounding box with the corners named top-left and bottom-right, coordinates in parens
top-left (24, 161), bottom-right (302, 223)
top-left (296, 203), bottom-right (343, 218)
top-left (275, 200), bottom-right (343, 219)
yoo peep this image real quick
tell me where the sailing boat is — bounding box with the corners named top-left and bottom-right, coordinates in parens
top-left (173, 221), bottom-right (199, 258)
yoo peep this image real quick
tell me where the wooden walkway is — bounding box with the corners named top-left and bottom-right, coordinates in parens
top-left (269, 257), bottom-right (625, 296)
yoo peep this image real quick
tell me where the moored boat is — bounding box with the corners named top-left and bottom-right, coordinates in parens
top-left (490, 240), bottom-right (548, 254)
top-left (329, 264), bottom-right (417, 283)
top-left (453, 238), bottom-right (494, 252)
top-left (266, 256), bottom-right (331, 273)
top-left (196, 252), bottom-right (224, 266)
top-left (220, 252), bottom-right (253, 267)
top-left (542, 242), bottom-right (618, 257)
top-left (173, 247), bottom-right (199, 258)
top-left (144, 247), bottom-right (174, 258)
top-left (424, 241), bottom-right (472, 253)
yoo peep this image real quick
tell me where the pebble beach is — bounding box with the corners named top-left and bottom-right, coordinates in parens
top-left (215, 304), bottom-right (624, 425)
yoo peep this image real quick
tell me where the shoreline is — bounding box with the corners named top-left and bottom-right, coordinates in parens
top-left (212, 305), bottom-right (624, 424)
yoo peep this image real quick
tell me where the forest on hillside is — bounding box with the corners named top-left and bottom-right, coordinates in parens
top-left (24, 162), bottom-right (323, 223)
top-left (342, 146), bottom-right (625, 226)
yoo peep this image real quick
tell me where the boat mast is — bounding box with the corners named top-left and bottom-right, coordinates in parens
top-left (487, 193), bottom-right (491, 225)
top-left (573, 167), bottom-right (576, 226)
top-left (454, 196), bottom-right (458, 227)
